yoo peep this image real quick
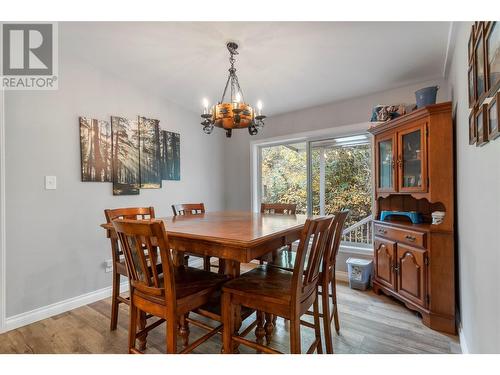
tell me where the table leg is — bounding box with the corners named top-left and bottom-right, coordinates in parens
top-left (223, 259), bottom-right (240, 278)
top-left (223, 259), bottom-right (241, 353)
top-left (264, 313), bottom-right (275, 345)
top-left (172, 250), bottom-right (186, 268)
top-left (255, 310), bottom-right (265, 353)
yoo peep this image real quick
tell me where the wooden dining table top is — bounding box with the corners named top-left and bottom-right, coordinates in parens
top-left (101, 211), bottom-right (308, 265)
top-left (161, 211), bottom-right (307, 246)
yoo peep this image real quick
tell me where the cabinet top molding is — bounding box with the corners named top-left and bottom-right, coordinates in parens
top-left (368, 102), bottom-right (452, 135)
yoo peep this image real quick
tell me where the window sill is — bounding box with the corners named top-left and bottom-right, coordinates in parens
top-left (339, 243), bottom-right (373, 256)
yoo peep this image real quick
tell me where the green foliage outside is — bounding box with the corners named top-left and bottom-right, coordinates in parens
top-left (261, 144), bottom-right (308, 214)
top-left (311, 144), bottom-right (372, 227)
top-left (261, 143), bottom-right (372, 228)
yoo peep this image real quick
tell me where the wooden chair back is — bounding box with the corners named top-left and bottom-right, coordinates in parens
top-left (260, 203), bottom-right (297, 215)
top-left (325, 210), bottom-right (349, 270)
top-left (112, 219), bottom-right (176, 308)
top-left (172, 203), bottom-right (205, 216)
top-left (104, 207), bottom-right (156, 264)
top-left (292, 216), bottom-right (334, 308)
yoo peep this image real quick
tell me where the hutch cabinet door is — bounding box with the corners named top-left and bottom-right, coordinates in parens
top-left (374, 237), bottom-right (397, 290)
top-left (396, 244), bottom-right (428, 307)
top-left (375, 133), bottom-right (397, 193)
top-left (397, 122), bottom-right (428, 193)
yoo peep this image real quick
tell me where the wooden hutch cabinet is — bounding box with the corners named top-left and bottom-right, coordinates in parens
top-left (369, 102), bottom-right (456, 334)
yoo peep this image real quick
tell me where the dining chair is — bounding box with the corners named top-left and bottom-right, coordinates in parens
top-left (171, 203), bottom-right (219, 272)
top-left (112, 218), bottom-right (227, 354)
top-left (222, 215), bottom-right (335, 354)
top-left (260, 203), bottom-right (297, 215)
top-left (267, 210), bottom-right (349, 353)
top-left (104, 207), bottom-right (156, 331)
top-left (259, 203), bottom-right (297, 264)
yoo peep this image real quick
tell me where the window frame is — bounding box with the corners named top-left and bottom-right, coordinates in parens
top-left (251, 121), bottom-right (373, 215)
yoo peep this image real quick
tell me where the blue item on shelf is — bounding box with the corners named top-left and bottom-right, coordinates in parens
top-left (380, 210), bottom-right (423, 224)
top-left (415, 86), bottom-right (439, 108)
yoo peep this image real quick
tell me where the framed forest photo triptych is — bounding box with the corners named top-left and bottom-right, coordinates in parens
top-left (111, 116), bottom-right (140, 196)
top-left (468, 21), bottom-right (500, 147)
top-left (79, 117), bottom-right (112, 182)
top-left (160, 130), bottom-right (180, 181)
top-left (79, 115), bottom-right (181, 195)
top-left (139, 116), bottom-right (161, 189)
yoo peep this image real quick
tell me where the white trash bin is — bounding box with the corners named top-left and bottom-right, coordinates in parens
top-left (346, 258), bottom-right (373, 291)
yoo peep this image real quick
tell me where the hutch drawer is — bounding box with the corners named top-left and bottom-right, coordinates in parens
top-left (373, 223), bottom-right (426, 248)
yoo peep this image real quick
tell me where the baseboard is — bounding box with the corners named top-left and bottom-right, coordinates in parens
top-left (336, 270), bottom-right (349, 283)
top-left (2, 271), bottom-right (352, 333)
top-left (3, 281), bottom-right (128, 333)
top-left (458, 324), bottom-right (469, 354)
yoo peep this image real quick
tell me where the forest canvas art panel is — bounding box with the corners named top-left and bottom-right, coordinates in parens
top-left (111, 116), bottom-right (140, 195)
top-left (79, 117), bottom-right (112, 182)
top-left (160, 130), bottom-right (181, 180)
top-left (139, 116), bottom-right (162, 188)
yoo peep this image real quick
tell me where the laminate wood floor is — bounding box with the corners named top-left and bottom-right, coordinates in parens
top-left (0, 260), bottom-right (461, 354)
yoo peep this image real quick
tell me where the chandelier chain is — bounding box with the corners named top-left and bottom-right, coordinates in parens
top-left (220, 73), bottom-right (231, 104)
top-left (220, 44), bottom-right (244, 103)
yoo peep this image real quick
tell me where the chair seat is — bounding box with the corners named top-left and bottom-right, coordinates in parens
top-left (136, 267), bottom-right (227, 305)
top-left (222, 265), bottom-right (293, 306)
top-left (175, 267), bottom-right (227, 300)
top-left (195, 290), bottom-right (255, 321)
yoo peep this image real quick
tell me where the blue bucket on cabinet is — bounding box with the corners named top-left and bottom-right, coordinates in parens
top-left (415, 86), bottom-right (439, 108)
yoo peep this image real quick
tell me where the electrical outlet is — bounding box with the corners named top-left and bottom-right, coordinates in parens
top-left (45, 175), bottom-right (57, 190)
top-left (104, 259), bottom-right (113, 273)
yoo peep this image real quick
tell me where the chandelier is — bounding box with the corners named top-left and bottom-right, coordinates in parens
top-left (201, 42), bottom-right (266, 138)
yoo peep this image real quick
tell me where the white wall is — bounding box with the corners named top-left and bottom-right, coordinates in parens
top-left (447, 22), bottom-right (500, 353)
top-left (3, 44), bottom-right (225, 317)
top-left (223, 78), bottom-right (449, 211)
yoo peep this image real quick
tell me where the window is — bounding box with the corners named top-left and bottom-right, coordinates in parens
top-left (311, 135), bottom-right (372, 228)
top-left (260, 142), bottom-right (307, 214)
top-left (257, 134), bottom-right (372, 242)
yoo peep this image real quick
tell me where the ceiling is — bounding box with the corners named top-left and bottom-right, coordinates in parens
top-left (61, 22), bottom-right (451, 116)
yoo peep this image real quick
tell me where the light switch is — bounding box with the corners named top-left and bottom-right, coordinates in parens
top-left (45, 176), bottom-right (57, 190)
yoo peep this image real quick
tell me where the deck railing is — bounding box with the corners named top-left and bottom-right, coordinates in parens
top-left (341, 215), bottom-right (373, 248)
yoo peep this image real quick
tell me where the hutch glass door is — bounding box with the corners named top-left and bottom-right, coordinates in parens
top-left (398, 124), bottom-right (427, 192)
top-left (377, 136), bottom-right (396, 193)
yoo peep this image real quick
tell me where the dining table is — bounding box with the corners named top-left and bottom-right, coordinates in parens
top-left (100, 210), bottom-right (308, 349)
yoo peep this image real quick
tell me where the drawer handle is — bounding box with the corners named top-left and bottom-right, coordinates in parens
top-left (405, 235), bottom-right (416, 242)
top-left (377, 228), bottom-right (387, 234)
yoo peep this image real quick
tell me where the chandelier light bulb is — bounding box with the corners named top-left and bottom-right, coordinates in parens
top-left (257, 100), bottom-right (263, 115)
top-left (233, 92), bottom-right (241, 110)
top-left (202, 98), bottom-right (209, 114)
